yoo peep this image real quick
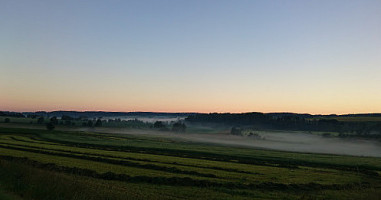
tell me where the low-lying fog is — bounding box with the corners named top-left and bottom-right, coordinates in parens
top-left (87, 127), bottom-right (381, 158)
top-left (1, 120), bottom-right (379, 157)
top-left (102, 116), bottom-right (186, 123)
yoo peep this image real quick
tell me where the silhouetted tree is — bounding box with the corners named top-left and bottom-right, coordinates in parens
top-left (27, 114), bottom-right (38, 119)
top-left (46, 122), bottom-right (55, 130)
top-left (154, 121), bottom-right (165, 129)
top-left (95, 119), bottom-right (102, 127)
top-left (4, 118), bottom-right (10, 123)
top-left (87, 120), bottom-right (93, 127)
top-left (37, 117), bottom-right (44, 124)
top-left (172, 122), bottom-right (186, 132)
top-left (50, 116), bottom-right (58, 125)
top-left (61, 115), bottom-right (73, 121)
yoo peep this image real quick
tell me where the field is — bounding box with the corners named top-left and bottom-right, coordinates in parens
top-left (0, 126), bottom-right (381, 199)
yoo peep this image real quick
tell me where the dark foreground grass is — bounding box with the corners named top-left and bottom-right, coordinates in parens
top-left (0, 187), bottom-right (22, 200)
top-left (0, 159), bottom-right (305, 200)
top-left (0, 126), bottom-right (381, 199)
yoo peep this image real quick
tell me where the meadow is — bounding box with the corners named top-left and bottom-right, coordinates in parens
top-left (0, 124), bottom-right (380, 200)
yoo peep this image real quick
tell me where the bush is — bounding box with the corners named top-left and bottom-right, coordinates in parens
top-left (4, 118), bottom-right (10, 123)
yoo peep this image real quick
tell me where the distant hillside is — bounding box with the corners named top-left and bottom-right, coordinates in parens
top-left (185, 112), bottom-right (381, 135)
top-left (267, 112), bottom-right (381, 118)
top-left (21, 111), bottom-right (196, 119)
top-left (2, 110), bottom-right (381, 119)
top-left (185, 112), bottom-right (381, 124)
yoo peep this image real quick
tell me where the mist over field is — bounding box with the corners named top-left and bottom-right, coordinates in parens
top-left (2, 0), bottom-right (381, 198)
top-left (81, 127), bottom-right (381, 157)
top-left (102, 116), bottom-right (186, 123)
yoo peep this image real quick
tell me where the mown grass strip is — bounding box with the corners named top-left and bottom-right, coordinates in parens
top-left (0, 144), bottom-right (219, 179)
top-left (2, 128), bottom-right (380, 178)
top-left (0, 155), bottom-right (366, 191)
top-left (0, 141), bottom-right (365, 185)
top-left (0, 138), bottom-right (264, 176)
top-left (3, 126), bottom-right (381, 172)
top-left (40, 134), bottom-right (381, 174)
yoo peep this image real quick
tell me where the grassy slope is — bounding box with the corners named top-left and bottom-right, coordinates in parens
top-left (0, 126), bottom-right (381, 199)
top-left (0, 187), bottom-right (23, 200)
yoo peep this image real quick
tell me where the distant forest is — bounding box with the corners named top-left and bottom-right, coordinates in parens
top-left (0, 111), bottom-right (194, 119)
top-left (2, 111), bottom-right (381, 136)
top-left (185, 112), bottom-right (381, 136)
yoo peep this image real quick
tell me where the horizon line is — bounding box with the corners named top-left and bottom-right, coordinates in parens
top-left (2, 110), bottom-right (381, 116)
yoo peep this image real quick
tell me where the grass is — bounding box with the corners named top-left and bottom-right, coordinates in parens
top-left (0, 159), bottom-right (305, 200)
top-left (0, 126), bottom-right (381, 199)
top-left (0, 187), bottom-right (22, 200)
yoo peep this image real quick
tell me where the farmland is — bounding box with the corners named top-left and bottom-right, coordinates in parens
top-left (0, 126), bottom-right (380, 199)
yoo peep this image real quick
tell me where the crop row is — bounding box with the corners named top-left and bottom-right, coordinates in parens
top-left (38, 132), bottom-right (381, 175)
top-left (0, 144), bottom-right (222, 179)
top-left (0, 139), bottom-right (365, 185)
top-left (0, 155), bottom-right (365, 191)
top-left (1, 136), bottom-right (268, 176)
top-left (1, 133), bottom-right (375, 183)
top-left (3, 127), bottom-right (381, 172)
top-left (0, 146), bottom-right (222, 182)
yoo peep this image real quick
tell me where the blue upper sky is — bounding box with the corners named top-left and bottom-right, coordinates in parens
top-left (1, 0), bottom-right (381, 113)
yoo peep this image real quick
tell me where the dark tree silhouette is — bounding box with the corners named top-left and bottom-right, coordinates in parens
top-left (50, 117), bottom-right (58, 125)
top-left (46, 122), bottom-right (55, 130)
top-left (4, 118), bottom-right (10, 123)
top-left (153, 121), bottom-right (165, 129)
top-left (37, 117), bottom-right (44, 124)
top-left (87, 120), bottom-right (94, 127)
top-left (61, 115), bottom-right (73, 121)
top-left (172, 122), bottom-right (186, 132)
top-left (95, 119), bottom-right (102, 127)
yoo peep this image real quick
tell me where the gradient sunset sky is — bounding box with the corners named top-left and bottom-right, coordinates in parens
top-left (1, 0), bottom-right (381, 114)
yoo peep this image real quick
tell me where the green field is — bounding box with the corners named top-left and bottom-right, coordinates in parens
top-left (0, 126), bottom-right (381, 199)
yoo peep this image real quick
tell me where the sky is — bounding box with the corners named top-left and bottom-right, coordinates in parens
top-left (1, 0), bottom-right (381, 114)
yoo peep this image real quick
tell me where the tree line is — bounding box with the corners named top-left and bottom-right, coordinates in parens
top-left (186, 113), bottom-right (381, 136)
